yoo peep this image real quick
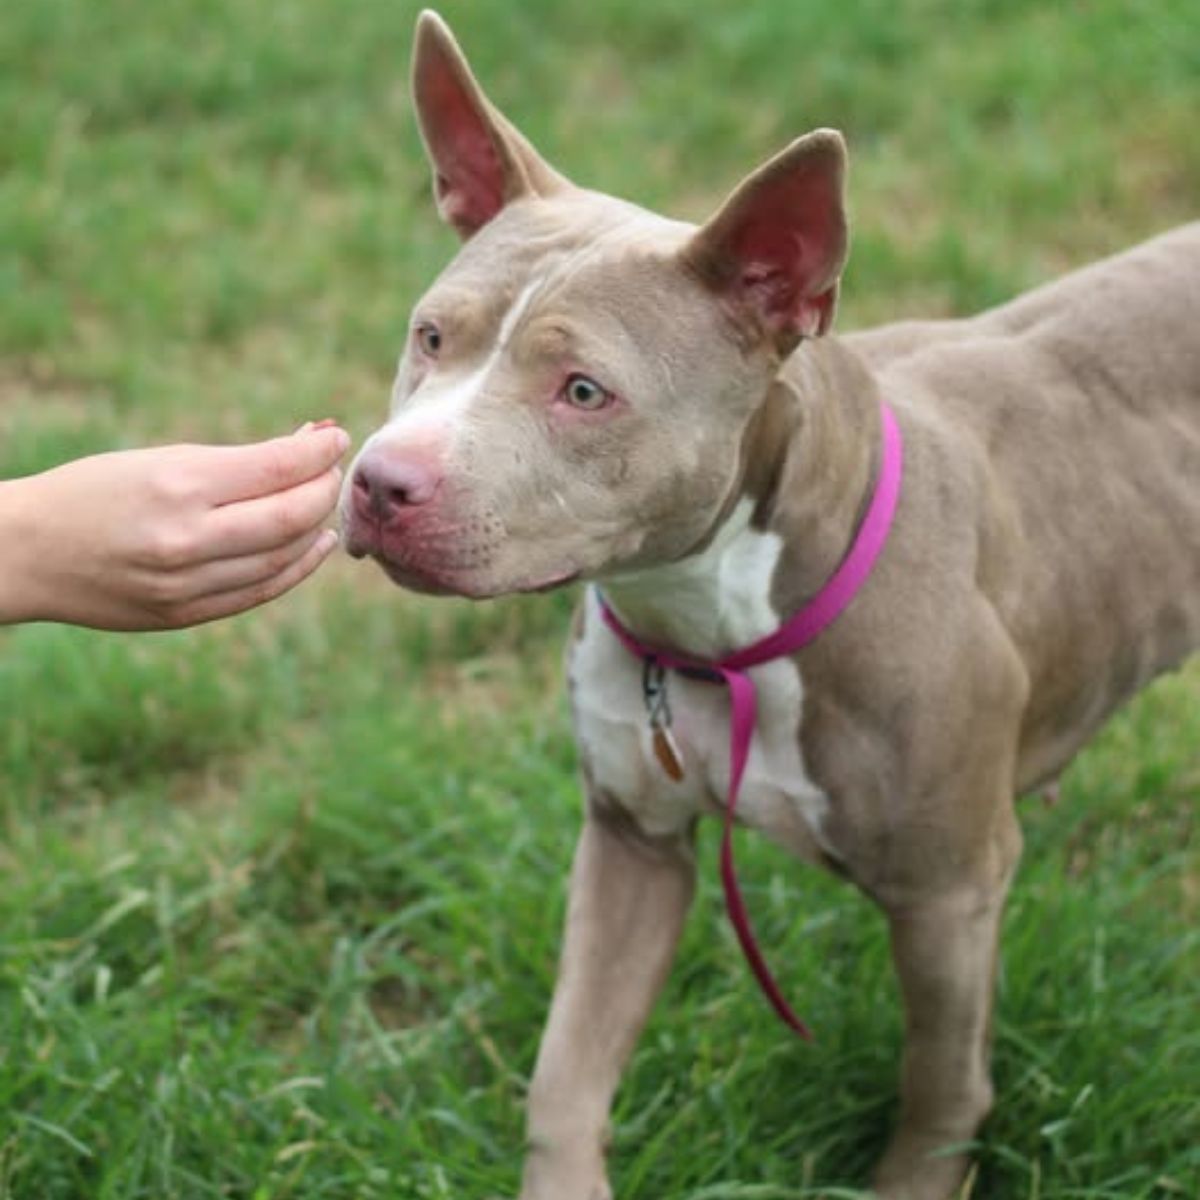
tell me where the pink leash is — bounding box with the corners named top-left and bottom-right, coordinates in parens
top-left (598, 401), bottom-right (904, 1039)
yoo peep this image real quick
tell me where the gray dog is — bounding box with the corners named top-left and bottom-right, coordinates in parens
top-left (342, 12), bottom-right (1200, 1198)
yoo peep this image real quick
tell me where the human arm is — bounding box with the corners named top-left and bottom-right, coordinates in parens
top-left (0, 423), bottom-right (350, 631)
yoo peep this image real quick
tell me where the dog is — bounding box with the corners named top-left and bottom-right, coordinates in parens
top-left (341, 12), bottom-right (1200, 1198)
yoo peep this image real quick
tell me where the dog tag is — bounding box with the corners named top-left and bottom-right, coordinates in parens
top-left (652, 724), bottom-right (686, 782)
top-left (642, 658), bottom-right (685, 782)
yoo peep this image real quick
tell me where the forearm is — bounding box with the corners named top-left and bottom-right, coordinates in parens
top-left (0, 476), bottom-right (46, 625)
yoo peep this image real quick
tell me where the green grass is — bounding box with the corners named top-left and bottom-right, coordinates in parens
top-left (1, 0), bottom-right (1198, 1196)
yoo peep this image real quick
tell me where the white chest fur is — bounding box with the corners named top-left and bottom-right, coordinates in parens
top-left (569, 513), bottom-right (835, 862)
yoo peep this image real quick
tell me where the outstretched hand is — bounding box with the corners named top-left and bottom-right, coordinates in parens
top-left (0, 421), bottom-right (351, 630)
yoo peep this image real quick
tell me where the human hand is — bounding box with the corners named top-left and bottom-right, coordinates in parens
top-left (0, 422), bottom-right (351, 630)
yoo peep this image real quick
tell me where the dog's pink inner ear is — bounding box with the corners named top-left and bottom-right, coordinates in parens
top-left (733, 186), bottom-right (840, 335)
top-left (689, 131), bottom-right (848, 347)
top-left (415, 52), bottom-right (508, 237)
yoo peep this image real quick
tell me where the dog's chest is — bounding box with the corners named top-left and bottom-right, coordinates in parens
top-left (569, 593), bottom-right (834, 861)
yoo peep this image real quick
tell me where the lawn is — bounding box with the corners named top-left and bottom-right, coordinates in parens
top-left (1, 1), bottom-right (1197, 1197)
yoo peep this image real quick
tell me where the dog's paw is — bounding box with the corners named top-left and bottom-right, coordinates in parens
top-left (871, 1153), bottom-right (977, 1200)
top-left (509, 1187), bottom-right (612, 1200)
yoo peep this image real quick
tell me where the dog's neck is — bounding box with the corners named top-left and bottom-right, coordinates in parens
top-left (598, 338), bottom-right (882, 660)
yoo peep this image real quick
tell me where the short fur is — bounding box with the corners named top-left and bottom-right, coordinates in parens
top-left (342, 13), bottom-right (1200, 1199)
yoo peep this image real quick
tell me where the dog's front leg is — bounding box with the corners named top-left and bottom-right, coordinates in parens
top-left (519, 803), bottom-right (696, 1200)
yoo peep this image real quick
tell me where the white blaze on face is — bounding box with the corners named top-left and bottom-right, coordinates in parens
top-left (354, 277), bottom-right (547, 473)
top-left (357, 212), bottom-right (668, 474)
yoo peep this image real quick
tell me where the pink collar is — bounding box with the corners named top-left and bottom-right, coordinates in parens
top-left (597, 401), bottom-right (904, 1039)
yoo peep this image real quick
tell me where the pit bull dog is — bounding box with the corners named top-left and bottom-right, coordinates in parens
top-left (341, 12), bottom-right (1200, 1198)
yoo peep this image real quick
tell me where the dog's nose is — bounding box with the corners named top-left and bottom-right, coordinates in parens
top-left (352, 448), bottom-right (443, 520)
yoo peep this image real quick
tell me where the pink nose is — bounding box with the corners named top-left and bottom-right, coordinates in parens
top-left (352, 447), bottom-right (444, 521)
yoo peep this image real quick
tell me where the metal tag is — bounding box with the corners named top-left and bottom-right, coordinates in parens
top-left (643, 659), bottom-right (685, 782)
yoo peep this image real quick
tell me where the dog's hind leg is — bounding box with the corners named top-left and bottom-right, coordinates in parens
top-left (518, 801), bottom-right (696, 1200)
top-left (872, 805), bottom-right (1023, 1200)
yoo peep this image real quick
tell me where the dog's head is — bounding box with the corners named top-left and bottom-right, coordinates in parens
top-left (342, 10), bottom-right (848, 597)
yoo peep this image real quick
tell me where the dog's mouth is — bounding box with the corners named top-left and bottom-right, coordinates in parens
top-left (342, 494), bottom-right (581, 598)
top-left (360, 549), bottom-right (579, 600)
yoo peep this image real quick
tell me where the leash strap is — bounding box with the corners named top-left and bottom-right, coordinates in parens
top-left (598, 402), bottom-right (904, 1039)
top-left (717, 665), bottom-right (812, 1035)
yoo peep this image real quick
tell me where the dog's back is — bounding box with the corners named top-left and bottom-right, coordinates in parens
top-left (849, 225), bottom-right (1200, 786)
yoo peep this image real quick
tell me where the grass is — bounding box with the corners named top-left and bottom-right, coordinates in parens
top-left (1, 0), bottom-right (1198, 1196)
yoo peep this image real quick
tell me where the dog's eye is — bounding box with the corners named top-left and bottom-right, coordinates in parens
top-left (563, 373), bottom-right (610, 411)
top-left (414, 322), bottom-right (442, 358)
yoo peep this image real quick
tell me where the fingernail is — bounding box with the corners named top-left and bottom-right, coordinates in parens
top-left (312, 418), bottom-right (339, 431)
top-left (294, 420), bottom-right (315, 435)
top-left (319, 528), bottom-right (340, 553)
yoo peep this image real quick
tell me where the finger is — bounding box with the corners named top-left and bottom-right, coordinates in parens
top-left (169, 528), bottom-right (340, 627)
top-left (201, 467), bottom-right (343, 559)
top-left (173, 527), bottom-right (326, 600)
top-left (202, 425), bottom-right (351, 505)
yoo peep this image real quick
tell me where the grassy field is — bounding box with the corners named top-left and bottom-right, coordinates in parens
top-left (1, 1), bottom-right (1198, 1197)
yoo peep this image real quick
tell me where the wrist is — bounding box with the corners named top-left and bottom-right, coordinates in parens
top-left (0, 477), bottom-right (47, 625)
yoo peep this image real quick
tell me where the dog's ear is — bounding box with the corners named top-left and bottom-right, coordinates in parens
top-left (412, 10), bottom-right (569, 239)
top-left (683, 130), bottom-right (848, 354)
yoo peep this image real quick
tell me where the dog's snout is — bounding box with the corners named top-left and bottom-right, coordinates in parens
top-left (352, 449), bottom-right (443, 520)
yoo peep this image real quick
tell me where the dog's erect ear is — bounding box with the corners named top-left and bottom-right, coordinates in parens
top-left (683, 130), bottom-right (848, 354)
top-left (412, 10), bottom-right (569, 239)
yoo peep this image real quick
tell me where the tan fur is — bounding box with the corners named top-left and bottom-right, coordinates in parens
top-left (345, 15), bottom-right (1200, 1200)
